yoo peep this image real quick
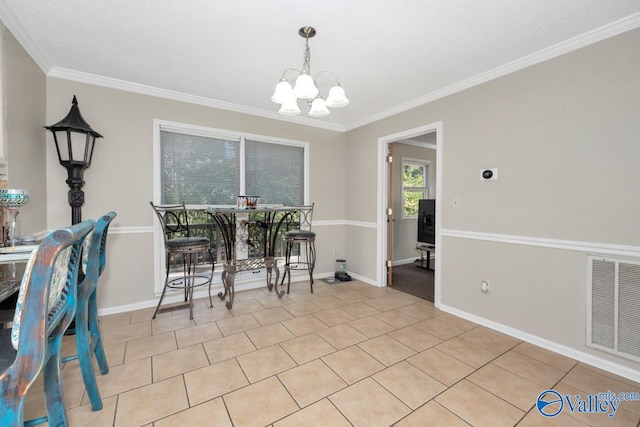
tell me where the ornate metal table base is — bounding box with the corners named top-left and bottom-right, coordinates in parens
top-left (217, 257), bottom-right (282, 309)
top-left (207, 206), bottom-right (295, 310)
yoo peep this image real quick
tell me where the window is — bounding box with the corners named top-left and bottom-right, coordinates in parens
top-left (402, 159), bottom-right (429, 218)
top-left (160, 130), bottom-right (240, 205)
top-left (155, 120), bottom-right (308, 206)
top-left (245, 139), bottom-right (304, 205)
top-left (152, 121), bottom-right (309, 290)
top-left (0, 21), bottom-right (6, 177)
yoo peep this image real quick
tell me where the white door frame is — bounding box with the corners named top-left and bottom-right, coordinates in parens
top-left (376, 121), bottom-right (443, 305)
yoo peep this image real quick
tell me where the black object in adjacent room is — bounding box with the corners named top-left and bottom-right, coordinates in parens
top-left (417, 199), bottom-right (435, 244)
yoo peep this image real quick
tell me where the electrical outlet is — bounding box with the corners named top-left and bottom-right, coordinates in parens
top-left (333, 248), bottom-right (338, 255)
top-left (481, 280), bottom-right (490, 292)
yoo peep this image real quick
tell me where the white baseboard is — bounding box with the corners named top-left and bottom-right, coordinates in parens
top-left (438, 302), bottom-right (640, 383)
top-left (98, 270), bottom-right (336, 316)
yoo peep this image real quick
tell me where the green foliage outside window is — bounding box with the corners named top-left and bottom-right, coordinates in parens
top-left (403, 163), bottom-right (427, 216)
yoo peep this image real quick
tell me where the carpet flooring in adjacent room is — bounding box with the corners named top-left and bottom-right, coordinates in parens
top-left (391, 263), bottom-right (434, 303)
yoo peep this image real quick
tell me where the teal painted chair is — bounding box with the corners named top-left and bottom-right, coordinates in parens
top-left (62, 211), bottom-right (116, 411)
top-left (0, 220), bottom-right (94, 427)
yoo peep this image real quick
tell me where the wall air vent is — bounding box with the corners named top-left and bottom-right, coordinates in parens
top-left (587, 256), bottom-right (640, 363)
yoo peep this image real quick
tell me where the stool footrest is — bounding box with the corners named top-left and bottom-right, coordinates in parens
top-left (166, 274), bottom-right (212, 289)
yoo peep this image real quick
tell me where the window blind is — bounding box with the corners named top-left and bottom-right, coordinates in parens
top-left (160, 130), bottom-right (240, 204)
top-left (245, 139), bottom-right (304, 205)
top-left (160, 130), bottom-right (305, 206)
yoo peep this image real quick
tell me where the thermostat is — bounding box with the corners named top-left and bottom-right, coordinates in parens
top-left (480, 168), bottom-right (498, 180)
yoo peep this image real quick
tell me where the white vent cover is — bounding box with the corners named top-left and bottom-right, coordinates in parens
top-left (587, 256), bottom-right (640, 362)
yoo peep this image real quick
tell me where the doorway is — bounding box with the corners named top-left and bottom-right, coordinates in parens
top-left (377, 122), bottom-right (442, 305)
top-left (389, 137), bottom-right (436, 301)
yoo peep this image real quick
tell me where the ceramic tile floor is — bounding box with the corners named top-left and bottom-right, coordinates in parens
top-left (23, 280), bottom-right (640, 426)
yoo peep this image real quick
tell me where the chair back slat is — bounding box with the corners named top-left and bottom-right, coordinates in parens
top-left (287, 204), bottom-right (314, 232)
top-left (150, 202), bottom-right (191, 243)
top-left (97, 212), bottom-right (117, 276)
top-left (81, 212), bottom-right (116, 296)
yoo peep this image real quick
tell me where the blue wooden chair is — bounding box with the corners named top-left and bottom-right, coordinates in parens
top-left (62, 211), bottom-right (116, 411)
top-left (0, 220), bottom-right (94, 427)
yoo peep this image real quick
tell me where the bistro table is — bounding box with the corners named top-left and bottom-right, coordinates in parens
top-left (0, 248), bottom-right (34, 327)
top-left (0, 247), bottom-right (35, 301)
top-left (205, 206), bottom-right (297, 308)
top-left (0, 262), bottom-right (25, 304)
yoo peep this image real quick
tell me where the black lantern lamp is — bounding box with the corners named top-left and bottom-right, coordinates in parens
top-left (45, 96), bottom-right (102, 225)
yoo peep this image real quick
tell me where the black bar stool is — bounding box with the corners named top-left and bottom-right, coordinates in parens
top-left (281, 204), bottom-right (316, 294)
top-left (150, 202), bottom-right (214, 319)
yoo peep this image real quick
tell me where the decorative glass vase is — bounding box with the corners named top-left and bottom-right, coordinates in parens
top-left (0, 189), bottom-right (30, 246)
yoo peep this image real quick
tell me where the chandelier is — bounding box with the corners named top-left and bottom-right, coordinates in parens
top-left (271, 26), bottom-right (349, 118)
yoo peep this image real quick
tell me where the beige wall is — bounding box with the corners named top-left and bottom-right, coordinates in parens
top-left (345, 28), bottom-right (640, 374)
top-left (42, 79), bottom-right (347, 308)
top-left (3, 28), bottom-right (47, 234)
top-left (4, 22), bottom-right (640, 376)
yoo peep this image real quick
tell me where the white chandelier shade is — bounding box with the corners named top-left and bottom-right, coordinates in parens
top-left (308, 97), bottom-right (330, 117)
top-left (278, 93), bottom-right (302, 116)
top-left (272, 26), bottom-right (349, 117)
top-left (293, 73), bottom-right (318, 100)
top-left (271, 79), bottom-right (293, 104)
top-left (326, 84), bottom-right (349, 108)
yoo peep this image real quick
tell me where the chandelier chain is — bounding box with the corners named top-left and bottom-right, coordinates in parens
top-left (302, 38), bottom-right (311, 75)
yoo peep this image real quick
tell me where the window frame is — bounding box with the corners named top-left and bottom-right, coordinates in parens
top-left (151, 119), bottom-right (310, 294)
top-left (153, 119), bottom-right (310, 208)
top-left (0, 22), bottom-right (7, 177)
top-left (401, 158), bottom-right (429, 220)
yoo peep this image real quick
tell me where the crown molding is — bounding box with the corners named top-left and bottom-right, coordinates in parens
top-left (47, 67), bottom-right (346, 133)
top-left (0, 0), bottom-right (52, 72)
top-left (344, 12), bottom-right (640, 131)
top-left (3, 1), bottom-right (638, 135)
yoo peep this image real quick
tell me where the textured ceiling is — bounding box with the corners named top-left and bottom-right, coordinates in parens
top-left (1, 1), bottom-right (639, 131)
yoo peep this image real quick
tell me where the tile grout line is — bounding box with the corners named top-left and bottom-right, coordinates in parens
top-left (84, 282), bottom-right (640, 426)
